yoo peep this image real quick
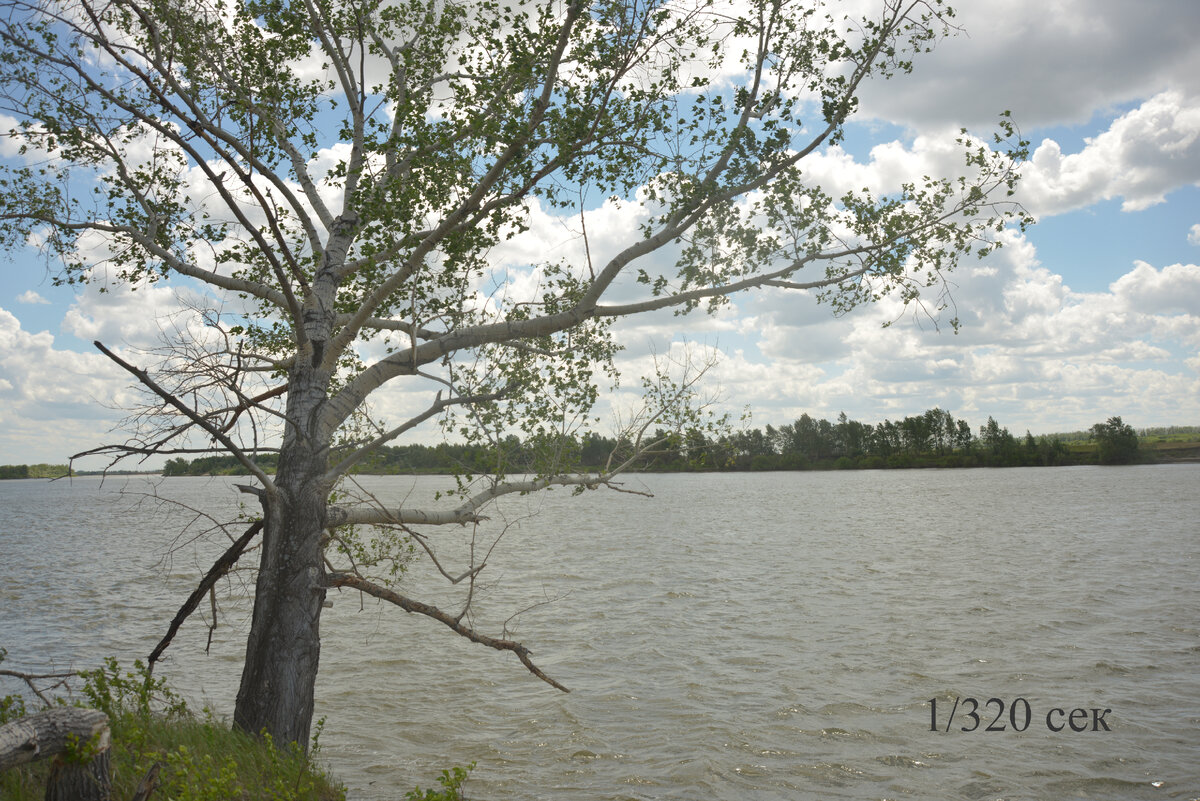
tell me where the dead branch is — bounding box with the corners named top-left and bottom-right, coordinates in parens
top-left (502, 589), bottom-right (571, 640)
top-left (0, 668), bottom-right (76, 707)
top-left (326, 571), bottom-right (569, 693)
top-left (115, 482), bottom-right (248, 551)
top-left (92, 340), bottom-right (275, 490)
top-left (212, 383), bottom-right (288, 434)
top-left (130, 761), bottom-right (164, 801)
top-left (147, 521), bottom-right (264, 671)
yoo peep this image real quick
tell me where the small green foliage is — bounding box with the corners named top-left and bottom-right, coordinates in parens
top-left (0, 692), bottom-right (26, 725)
top-left (165, 744), bottom-right (244, 801)
top-left (0, 648), bottom-right (29, 725)
top-left (80, 657), bottom-right (188, 722)
top-left (1, 659), bottom-right (344, 801)
top-left (310, 715), bottom-right (328, 754)
top-left (405, 762), bottom-right (475, 801)
top-left (61, 728), bottom-right (107, 765)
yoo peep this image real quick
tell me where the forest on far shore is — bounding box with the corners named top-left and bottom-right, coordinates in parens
top-left (150, 411), bottom-right (1197, 477)
top-left (5, 412), bottom-right (1197, 480)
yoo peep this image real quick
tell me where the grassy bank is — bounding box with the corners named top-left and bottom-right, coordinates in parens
top-left (0, 657), bottom-right (479, 801)
top-left (0, 659), bottom-right (344, 801)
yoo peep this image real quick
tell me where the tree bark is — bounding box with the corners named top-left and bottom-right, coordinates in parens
top-left (0, 708), bottom-right (111, 801)
top-left (232, 457), bottom-right (328, 746)
top-left (232, 347), bottom-right (333, 748)
top-left (45, 746), bottom-right (111, 801)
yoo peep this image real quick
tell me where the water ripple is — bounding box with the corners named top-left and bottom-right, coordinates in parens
top-left (1, 467), bottom-right (1198, 800)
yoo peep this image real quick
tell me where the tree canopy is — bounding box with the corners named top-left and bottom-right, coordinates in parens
top-left (0, 0), bottom-right (1030, 746)
top-left (1090, 416), bottom-right (1139, 465)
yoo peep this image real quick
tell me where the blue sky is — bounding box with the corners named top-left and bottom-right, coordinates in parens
top-left (2, 0), bottom-right (1199, 467)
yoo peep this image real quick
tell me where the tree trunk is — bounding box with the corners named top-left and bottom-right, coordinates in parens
top-left (233, 366), bottom-right (332, 748)
top-left (45, 747), bottom-right (111, 801)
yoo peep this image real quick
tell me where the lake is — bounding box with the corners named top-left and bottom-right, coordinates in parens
top-left (1, 466), bottom-right (1198, 799)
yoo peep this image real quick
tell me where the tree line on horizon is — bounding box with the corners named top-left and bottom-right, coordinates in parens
top-left (0, 463), bottom-right (72, 480)
top-left (148, 410), bottom-right (1164, 477)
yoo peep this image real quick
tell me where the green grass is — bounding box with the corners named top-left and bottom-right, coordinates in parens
top-left (1, 715), bottom-right (347, 801)
top-left (2, 657), bottom-right (477, 800)
top-left (1, 660), bottom-right (345, 801)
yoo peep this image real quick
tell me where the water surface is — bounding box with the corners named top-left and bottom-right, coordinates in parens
top-left (1, 467), bottom-right (1197, 799)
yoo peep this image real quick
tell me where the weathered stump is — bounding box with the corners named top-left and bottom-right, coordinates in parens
top-left (45, 744), bottom-right (112, 801)
top-left (0, 707), bottom-right (111, 801)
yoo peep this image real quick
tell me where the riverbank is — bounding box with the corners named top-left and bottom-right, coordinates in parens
top-left (0, 660), bottom-right (344, 801)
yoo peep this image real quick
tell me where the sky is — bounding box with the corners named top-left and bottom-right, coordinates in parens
top-left (2, 0), bottom-right (1199, 468)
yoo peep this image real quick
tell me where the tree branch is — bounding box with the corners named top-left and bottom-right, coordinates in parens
top-left (324, 385), bottom-right (509, 483)
top-left (93, 341), bottom-right (276, 492)
top-left (147, 521), bottom-right (263, 671)
top-left (326, 571), bottom-right (568, 692)
top-left (0, 668), bottom-right (76, 707)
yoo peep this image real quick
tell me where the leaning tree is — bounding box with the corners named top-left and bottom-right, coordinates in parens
top-left (0, 0), bottom-right (1028, 746)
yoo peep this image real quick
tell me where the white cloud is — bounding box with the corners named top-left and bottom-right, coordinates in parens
top-left (0, 308), bottom-right (135, 464)
top-left (1109, 261), bottom-right (1200, 315)
top-left (16, 290), bottom-right (50, 305)
top-left (47, 225), bottom-right (242, 353)
top-left (702, 231), bottom-right (1200, 434)
top-left (0, 114), bottom-right (23, 158)
top-left (855, 0), bottom-right (1200, 132)
top-left (1020, 91), bottom-right (1200, 215)
top-left (61, 279), bottom-right (198, 350)
top-left (1189, 224), bottom-right (1200, 245)
top-left (792, 133), bottom-right (968, 204)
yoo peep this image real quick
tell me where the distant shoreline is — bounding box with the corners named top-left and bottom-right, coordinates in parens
top-left (4, 440), bottom-right (1197, 481)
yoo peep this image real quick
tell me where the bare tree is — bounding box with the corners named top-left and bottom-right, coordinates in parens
top-left (0, 0), bottom-right (1029, 746)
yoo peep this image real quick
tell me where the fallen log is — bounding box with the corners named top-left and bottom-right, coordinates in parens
top-left (0, 707), bottom-right (111, 800)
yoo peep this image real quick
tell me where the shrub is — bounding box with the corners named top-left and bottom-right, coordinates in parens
top-left (0, 659), bottom-right (344, 801)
